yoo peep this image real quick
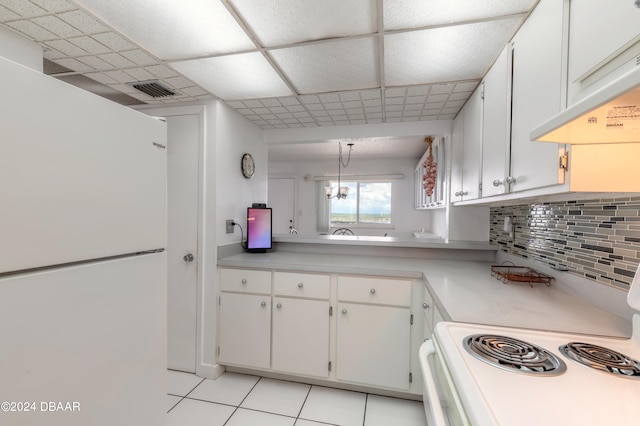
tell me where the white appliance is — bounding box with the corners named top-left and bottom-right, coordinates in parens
top-left (0, 55), bottom-right (167, 425)
top-left (419, 263), bottom-right (640, 425)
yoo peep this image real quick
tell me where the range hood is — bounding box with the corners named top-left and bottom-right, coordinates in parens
top-left (531, 66), bottom-right (640, 144)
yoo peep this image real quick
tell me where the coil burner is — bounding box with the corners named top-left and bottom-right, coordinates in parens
top-left (465, 334), bottom-right (566, 376)
top-left (559, 342), bottom-right (640, 378)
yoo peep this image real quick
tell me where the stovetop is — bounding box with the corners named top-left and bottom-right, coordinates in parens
top-left (435, 317), bottom-right (640, 426)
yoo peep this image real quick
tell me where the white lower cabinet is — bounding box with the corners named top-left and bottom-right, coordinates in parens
top-left (272, 297), bottom-right (330, 378)
top-left (217, 268), bottom-right (419, 394)
top-left (336, 302), bottom-right (411, 390)
top-left (336, 275), bottom-right (413, 390)
top-left (218, 292), bottom-right (271, 369)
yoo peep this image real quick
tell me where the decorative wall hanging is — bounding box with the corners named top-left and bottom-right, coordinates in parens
top-left (422, 136), bottom-right (437, 196)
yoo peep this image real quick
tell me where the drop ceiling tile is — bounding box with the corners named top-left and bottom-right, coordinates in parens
top-left (445, 100), bottom-right (466, 108)
top-left (97, 52), bottom-right (135, 68)
top-left (350, 119), bottom-right (366, 125)
top-left (385, 97), bottom-right (404, 105)
top-left (318, 93), bottom-right (340, 103)
top-left (277, 113), bottom-right (295, 120)
top-left (454, 81), bottom-right (479, 92)
top-left (348, 114), bottom-right (365, 120)
top-left (324, 102), bottom-right (343, 110)
top-left (334, 120), bottom-right (350, 126)
top-left (404, 104), bottom-right (423, 111)
top-left (1, 0), bottom-right (46, 18)
top-left (7, 20), bottom-right (57, 40)
top-left (402, 116), bottom-right (420, 122)
top-left (243, 100), bottom-right (263, 108)
top-left (92, 32), bottom-right (136, 51)
top-left (31, 0), bottom-right (76, 13)
top-left (430, 83), bottom-right (455, 94)
top-left (124, 67), bottom-right (155, 81)
top-left (346, 108), bottom-right (364, 115)
top-left (428, 94), bottom-right (449, 102)
top-left (384, 19), bottom-right (523, 86)
top-left (286, 105), bottom-right (306, 113)
top-left (363, 99), bottom-right (381, 107)
top-left (58, 10), bottom-right (108, 34)
top-left (53, 57), bottom-right (93, 72)
top-left (76, 55), bottom-right (112, 69)
top-left (292, 111), bottom-right (311, 118)
top-left (262, 114), bottom-right (278, 120)
top-left (33, 15), bottom-right (83, 37)
top-left (306, 103), bottom-right (326, 111)
top-left (424, 102), bottom-right (445, 109)
top-left (227, 101), bottom-right (247, 108)
top-left (403, 110), bottom-right (421, 117)
top-left (74, 0), bottom-right (254, 60)
top-left (67, 36), bottom-right (110, 54)
top-left (385, 87), bottom-right (406, 97)
top-left (260, 98), bottom-right (281, 107)
top-left (385, 104), bottom-right (402, 112)
top-left (338, 91), bottom-right (361, 102)
top-left (270, 106), bottom-right (288, 114)
top-left (407, 85), bottom-right (430, 96)
top-left (449, 92), bottom-right (472, 101)
top-left (386, 111), bottom-right (402, 118)
top-left (101, 69), bottom-right (134, 83)
top-left (406, 96), bottom-right (426, 104)
top-left (386, 117), bottom-right (402, 123)
top-left (383, 0), bottom-right (536, 30)
top-left (278, 97), bottom-right (300, 106)
top-left (236, 108), bottom-right (252, 115)
top-left (45, 38), bottom-right (88, 56)
top-left (360, 89), bottom-right (381, 99)
top-left (0, 5), bottom-right (20, 20)
top-left (365, 106), bottom-right (382, 113)
top-left (303, 122), bottom-right (318, 127)
top-left (270, 37), bottom-right (379, 94)
top-left (299, 95), bottom-right (321, 104)
top-left (442, 107), bottom-right (460, 114)
top-left (120, 49), bottom-right (157, 66)
top-left (440, 114), bottom-right (456, 119)
top-left (146, 64), bottom-right (178, 79)
top-left (328, 109), bottom-right (346, 116)
top-left (229, 0), bottom-right (377, 47)
top-left (171, 52), bottom-right (293, 100)
top-left (368, 118), bottom-right (382, 124)
top-left (311, 110), bottom-right (329, 117)
top-left (367, 112), bottom-right (382, 119)
top-left (253, 107), bottom-right (270, 114)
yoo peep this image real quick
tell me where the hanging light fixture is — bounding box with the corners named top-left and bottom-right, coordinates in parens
top-left (325, 142), bottom-right (354, 199)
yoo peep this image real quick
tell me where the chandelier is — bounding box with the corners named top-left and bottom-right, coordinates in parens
top-left (325, 142), bottom-right (354, 199)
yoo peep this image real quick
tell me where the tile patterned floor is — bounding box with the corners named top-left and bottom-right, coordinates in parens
top-left (167, 370), bottom-right (427, 426)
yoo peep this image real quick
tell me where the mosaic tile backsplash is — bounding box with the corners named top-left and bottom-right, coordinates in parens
top-left (490, 196), bottom-right (640, 290)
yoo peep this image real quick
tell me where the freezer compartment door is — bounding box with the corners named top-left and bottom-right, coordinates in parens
top-left (0, 252), bottom-right (166, 426)
top-left (0, 56), bottom-right (167, 273)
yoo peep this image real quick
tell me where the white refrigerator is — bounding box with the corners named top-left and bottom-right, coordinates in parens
top-left (0, 55), bottom-right (167, 425)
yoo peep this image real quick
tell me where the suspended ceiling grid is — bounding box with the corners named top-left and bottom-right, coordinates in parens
top-left (0, 0), bottom-right (538, 129)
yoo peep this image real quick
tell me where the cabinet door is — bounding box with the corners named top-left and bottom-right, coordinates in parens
top-left (272, 297), bottom-right (330, 378)
top-left (461, 86), bottom-right (483, 200)
top-left (336, 303), bottom-right (411, 390)
top-left (481, 43), bottom-right (513, 197)
top-left (450, 110), bottom-right (465, 201)
top-left (218, 293), bottom-right (270, 369)
top-left (510, 0), bottom-right (565, 192)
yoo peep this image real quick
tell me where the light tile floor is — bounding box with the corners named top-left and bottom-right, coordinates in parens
top-left (167, 370), bottom-right (428, 426)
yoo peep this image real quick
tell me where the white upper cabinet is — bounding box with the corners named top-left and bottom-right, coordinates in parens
top-left (509, 0), bottom-right (567, 193)
top-left (568, 0), bottom-right (640, 103)
top-left (481, 43), bottom-right (513, 197)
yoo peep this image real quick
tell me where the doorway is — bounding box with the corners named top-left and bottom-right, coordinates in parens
top-left (268, 177), bottom-right (297, 234)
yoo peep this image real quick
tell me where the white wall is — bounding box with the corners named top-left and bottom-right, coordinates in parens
top-left (215, 101), bottom-right (268, 246)
top-left (269, 157), bottom-right (435, 236)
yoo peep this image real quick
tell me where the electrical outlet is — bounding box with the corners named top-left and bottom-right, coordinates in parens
top-left (226, 219), bottom-right (234, 234)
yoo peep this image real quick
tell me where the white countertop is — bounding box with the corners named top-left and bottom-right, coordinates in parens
top-left (217, 252), bottom-right (632, 338)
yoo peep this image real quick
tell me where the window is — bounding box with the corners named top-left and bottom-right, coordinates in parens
top-left (329, 180), bottom-right (392, 226)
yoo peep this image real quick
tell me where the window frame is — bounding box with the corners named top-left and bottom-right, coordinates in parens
top-left (326, 179), bottom-right (395, 229)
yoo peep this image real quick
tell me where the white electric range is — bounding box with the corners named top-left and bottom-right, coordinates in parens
top-left (420, 264), bottom-right (640, 426)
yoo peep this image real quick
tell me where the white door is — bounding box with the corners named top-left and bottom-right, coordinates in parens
top-left (268, 177), bottom-right (296, 233)
top-left (166, 114), bottom-right (199, 372)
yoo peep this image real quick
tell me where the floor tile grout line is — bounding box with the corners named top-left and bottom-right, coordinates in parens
top-left (222, 375), bottom-right (263, 426)
top-left (362, 393), bottom-right (369, 426)
top-left (294, 383), bottom-right (313, 420)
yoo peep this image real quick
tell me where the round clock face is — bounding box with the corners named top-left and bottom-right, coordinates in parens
top-left (241, 153), bottom-right (255, 179)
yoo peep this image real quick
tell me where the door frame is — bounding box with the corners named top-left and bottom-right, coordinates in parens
top-left (268, 175), bottom-right (298, 233)
top-left (136, 104), bottom-right (215, 377)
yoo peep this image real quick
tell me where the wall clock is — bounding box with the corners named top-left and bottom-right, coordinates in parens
top-left (241, 153), bottom-right (255, 179)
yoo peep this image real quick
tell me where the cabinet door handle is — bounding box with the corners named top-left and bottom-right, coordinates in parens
top-left (422, 303), bottom-right (430, 309)
top-left (492, 179), bottom-right (504, 187)
top-left (341, 309), bottom-right (347, 315)
top-left (241, 279), bottom-right (247, 284)
top-left (261, 301), bottom-right (266, 307)
top-left (505, 176), bottom-right (517, 185)
top-left (276, 303), bottom-right (282, 309)
top-left (297, 283), bottom-right (303, 288)
top-left (370, 288), bottom-right (376, 294)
